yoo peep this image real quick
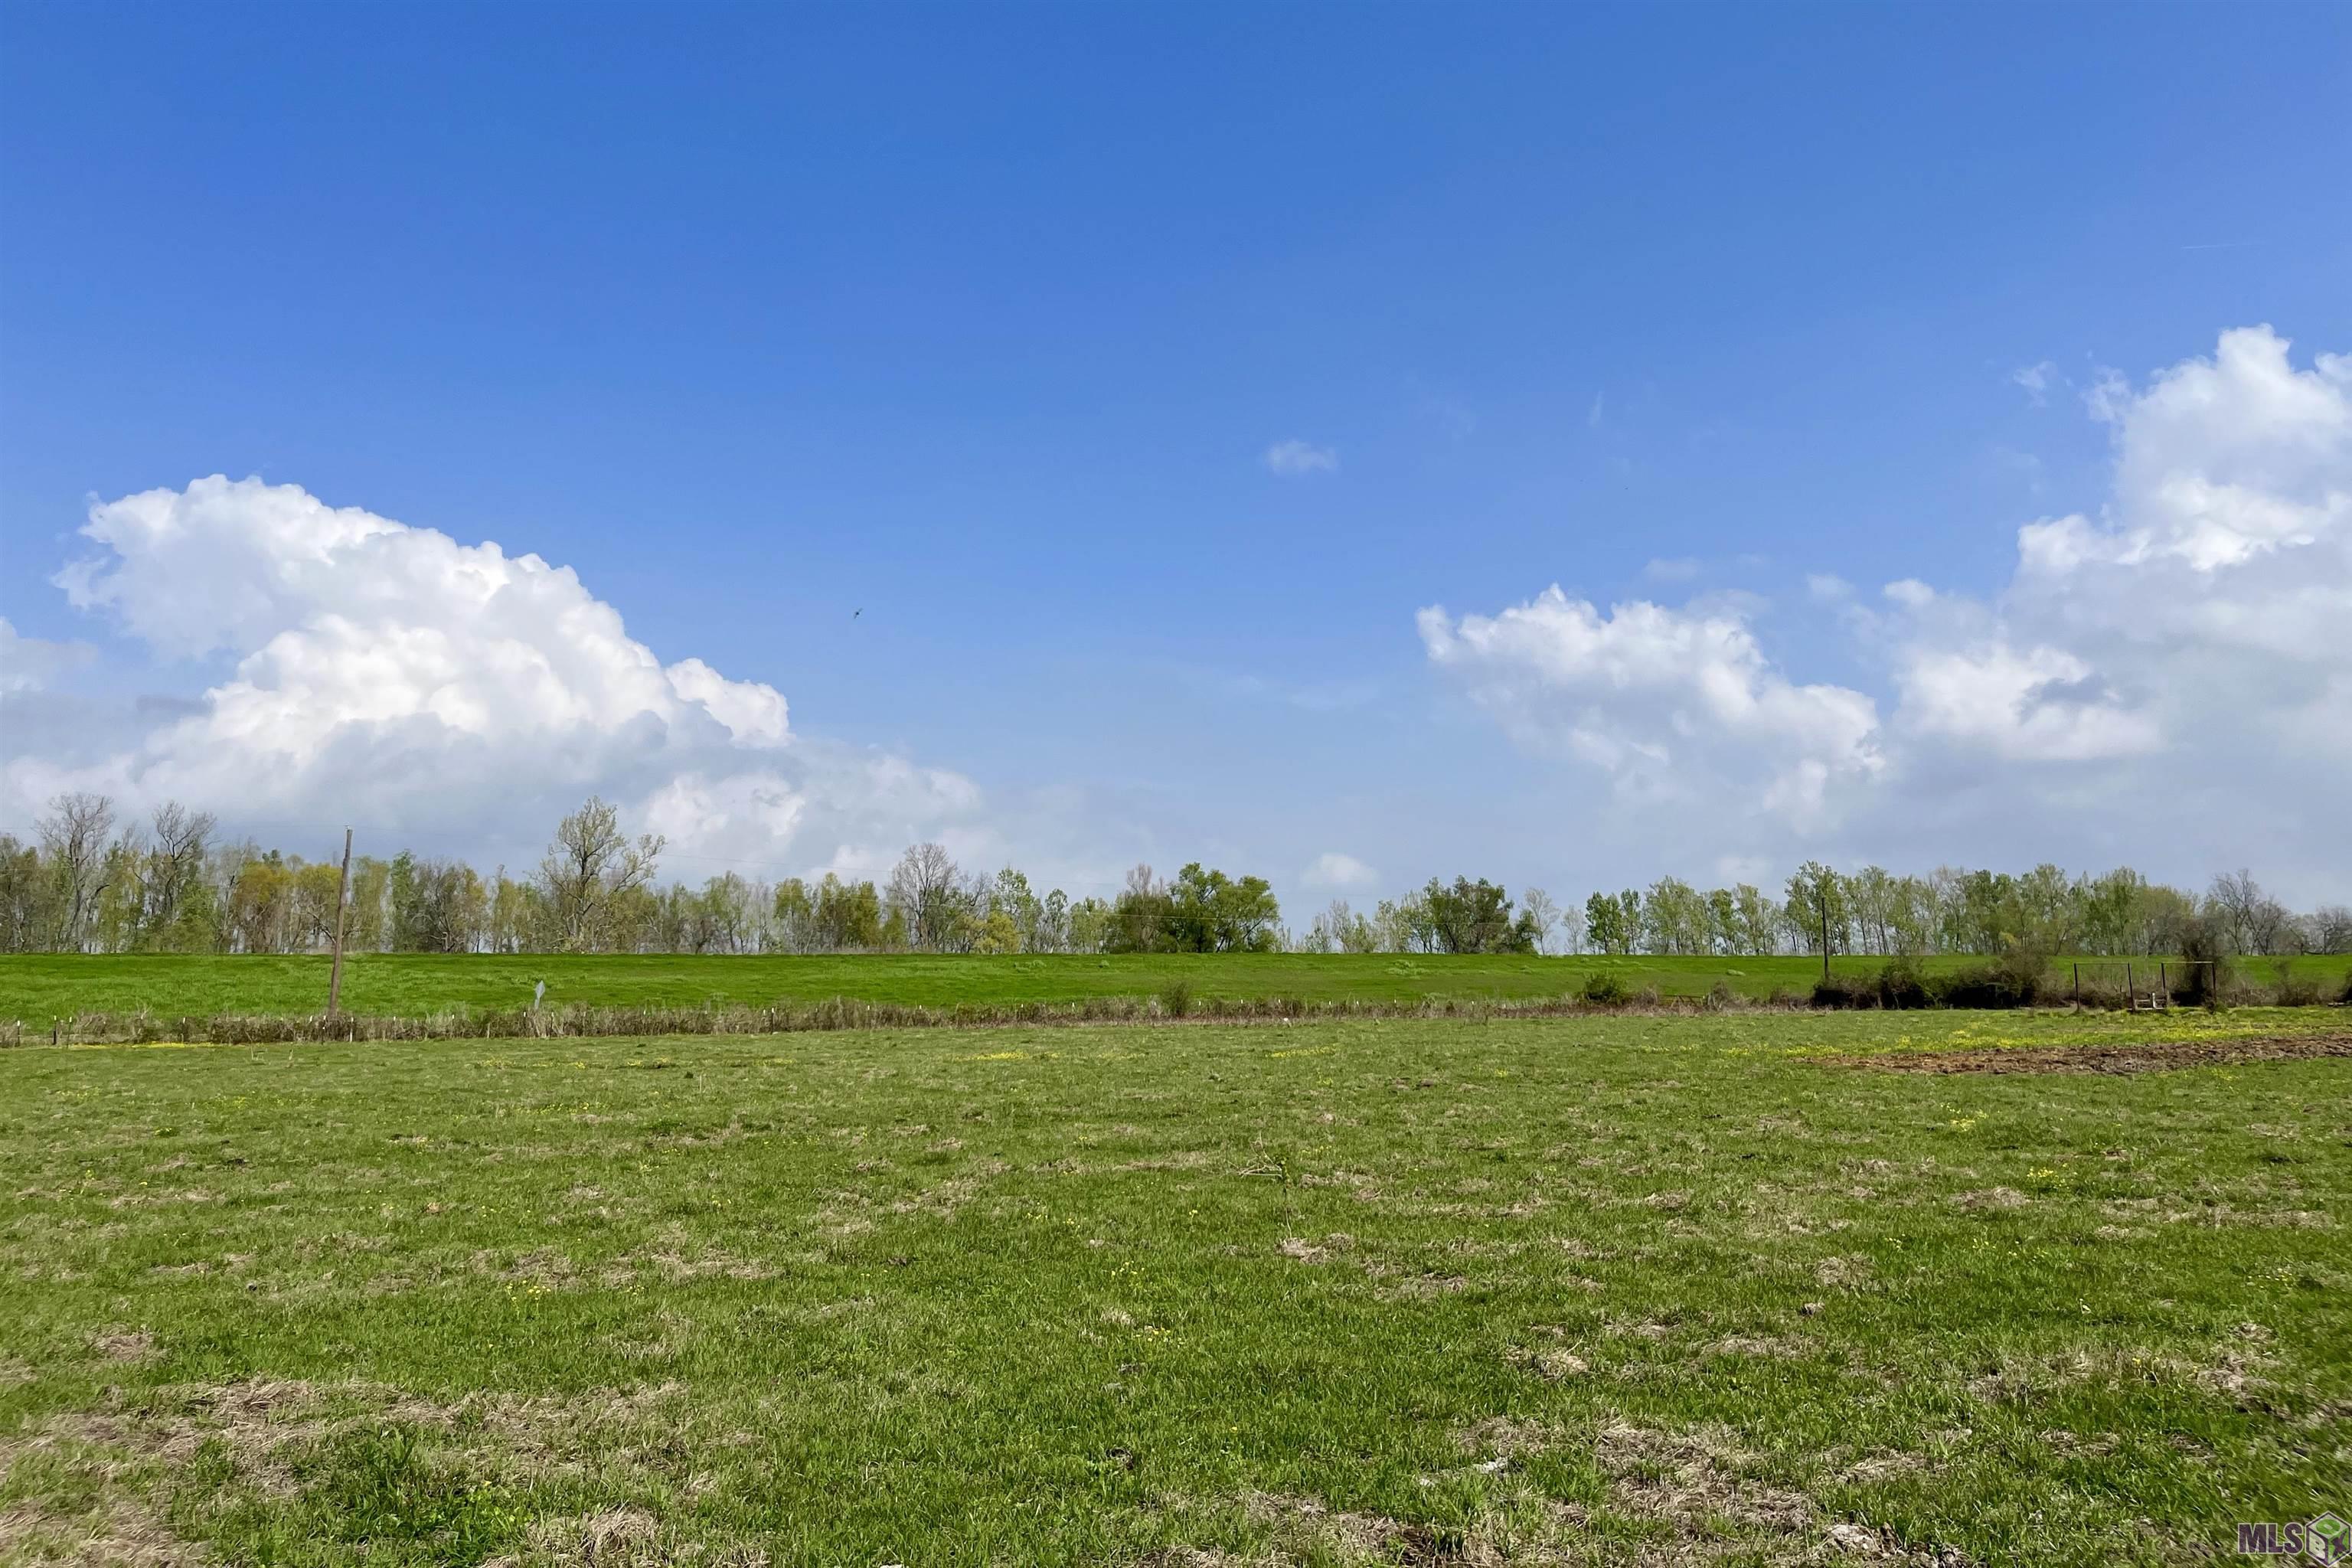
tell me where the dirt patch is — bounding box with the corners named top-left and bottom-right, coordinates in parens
top-left (1824, 1031), bottom-right (2352, 1076)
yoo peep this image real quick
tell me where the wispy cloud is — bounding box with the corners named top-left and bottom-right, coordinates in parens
top-left (1988, 444), bottom-right (2047, 495)
top-left (0, 617), bottom-right (95, 694)
top-left (1301, 851), bottom-right (1377, 891)
top-left (2011, 360), bottom-right (2060, 407)
top-left (1222, 671), bottom-right (1381, 713)
top-left (1805, 573), bottom-right (1854, 603)
top-left (1264, 439), bottom-right (1338, 477)
top-left (1404, 380), bottom-right (1478, 442)
top-left (1586, 390), bottom-right (1606, 429)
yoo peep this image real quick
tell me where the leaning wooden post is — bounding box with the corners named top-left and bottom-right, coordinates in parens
top-left (2072, 962), bottom-right (2080, 1008)
top-left (327, 828), bottom-right (353, 1021)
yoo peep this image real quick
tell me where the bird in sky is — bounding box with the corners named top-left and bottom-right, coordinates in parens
top-left (853, 608), bottom-right (862, 619)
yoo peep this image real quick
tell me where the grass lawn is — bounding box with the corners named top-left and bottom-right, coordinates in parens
top-left (2, 1008), bottom-right (2347, 1565)
top-left (5, 950), bottom-right (2347, 1027)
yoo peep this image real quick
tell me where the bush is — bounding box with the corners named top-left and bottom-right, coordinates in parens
top-left (1929, 945), bottom-right (2053, 1009)
top-left (1579, 971), bottom-right (1631, 1006)
top-left (1810, 960), bottom-right (1932, 1010)
top-left (2073, 976), bottom-right (2129, 1011)
top-left (2174, 917), bottom-right (2231, 1007)
top-left (1811, 972), bottom-right (1877, 1009)
top-left (1157, 978), bottom-right (1193, 1018)
top-left (2272, 960), bottom-right (2324, 1008)
top-left (1876, 957), bottom-right (1932, 1010)
top-left (1704, 980), bottom-right (1740, 1011)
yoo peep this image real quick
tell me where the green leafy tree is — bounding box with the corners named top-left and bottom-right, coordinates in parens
top-left (534, 797), bottom-right (663, 952)
top-left (1165, 863), bottom-right (1282, 952)
top-left (1584, 890), bottom-right (1627, 956)
top-left (1423, 877), bottom-right (1527, 953)
top-left (1784, 861), bottom-right (1848, 956)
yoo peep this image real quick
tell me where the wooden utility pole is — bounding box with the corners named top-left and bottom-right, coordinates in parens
top-left (327, 828), bottom-right (353, 1020)
top-left (1818, 880), bottom-right (1831, 985)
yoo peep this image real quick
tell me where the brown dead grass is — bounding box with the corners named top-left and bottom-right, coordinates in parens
top-left (0, 1496), bottom-right (200, 1567)
top-left (1241, 1491), bottom-right (1504, 1567)
top-left (0, 1422), bottom-right (195, 1566)
top-left (1825, 1031), bottom-right (2352, 1076)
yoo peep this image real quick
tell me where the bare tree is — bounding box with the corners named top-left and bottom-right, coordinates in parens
top-left (1303, 897), bottom-right (1357, 954)
top-left (2303, 904), bottom-right (2352, 956)
top-left (1521, 887), bottom-right (1560, 956)
top-left (2205, 869), bottom-right (2269, 955)
top-left (139, 800), bottom-right (217, 946)
top-left (2246, 896), bottom-right (2293, 957)
top-left (885, 842), bottom-right (962, 951)
top-left (37, 792), bottom-right (114, 951)
top-left (535, 796), bottom-right (663, 950)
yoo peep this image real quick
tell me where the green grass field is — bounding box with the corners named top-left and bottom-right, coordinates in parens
top-left (2, 1008), bottom-right (2347, 1564)
top-left (5, 950), bottom-right (2347, 1027)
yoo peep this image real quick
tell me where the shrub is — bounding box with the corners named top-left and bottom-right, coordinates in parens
top-left (2073, 976), bottom-right (2129, 1011)
top-left (1876, 957), bottom-right (1931, 1010)
top-left (1704, 980), bottom-right (1740, 1011)
top-left (1579, 971), bottom-right (1631, 1006)
top-left (2174, 916), bottom-right (2231, 1008)
top-left (2272, 960), bottom-right (2324, 1008)
top-left (1157, 978), bottom-right (1193, 1018)
top-left (1811, 972), bottom-right (1877, 1009)
top-left (1929, 945), bottom-right (2052, 1009)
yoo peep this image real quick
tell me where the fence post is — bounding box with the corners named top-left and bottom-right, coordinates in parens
top-left (2073, 962), bottom-right (2080, 1007)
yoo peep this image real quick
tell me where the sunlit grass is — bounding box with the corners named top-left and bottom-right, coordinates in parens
top-left (1, 1008), bottom-right (2346, 1565)
top-left (5, 949), bottom-right (2346, 1029)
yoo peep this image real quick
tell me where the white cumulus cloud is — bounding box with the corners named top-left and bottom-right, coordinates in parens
top-left (1423, 325), bottom-right (2352, 894)
top-left (1417, 590), bottom-right (1883, 828)
top-left (1894, 325), bottom-right (2350, 768)
top-left (7, 475), bottom-right (985, 876)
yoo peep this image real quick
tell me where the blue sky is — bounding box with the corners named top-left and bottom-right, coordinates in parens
top-left (4, 2), bottom-right (2349, 908)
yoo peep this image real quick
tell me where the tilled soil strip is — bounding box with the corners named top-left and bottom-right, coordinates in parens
top-left (1822, 1031), bottom-right (2352, 1076)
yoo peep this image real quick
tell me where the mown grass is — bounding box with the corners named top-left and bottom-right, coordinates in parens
top-left (5, 949), bottom-right (2347, 1027)
top-left (2, 1009), bottom-right (2347, 1565)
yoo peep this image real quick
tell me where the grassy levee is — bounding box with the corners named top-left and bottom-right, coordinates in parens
top-left (1, 1008), bottom-right (2346, 1564)
top-left (4, 949), bottom-right (2346, 1027)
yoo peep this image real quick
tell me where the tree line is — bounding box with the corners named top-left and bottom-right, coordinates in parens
top-left (1, 792), bottom-right (2345, 959)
